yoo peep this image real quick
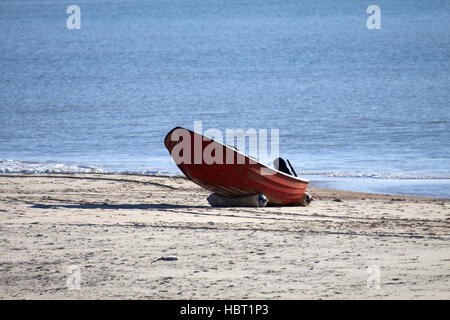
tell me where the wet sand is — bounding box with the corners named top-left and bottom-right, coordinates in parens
top-left (0, 174), bottom-right (449, 299)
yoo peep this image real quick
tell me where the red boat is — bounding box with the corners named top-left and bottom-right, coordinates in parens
top-left (164, 127), bottom-right (309, 205)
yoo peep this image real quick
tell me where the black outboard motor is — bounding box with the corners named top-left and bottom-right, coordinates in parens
top-left (273, 157), bottom-right (292, 175)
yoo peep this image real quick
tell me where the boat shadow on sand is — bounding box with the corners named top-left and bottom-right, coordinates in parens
top-left (30, 203), bottom-right (209, 210)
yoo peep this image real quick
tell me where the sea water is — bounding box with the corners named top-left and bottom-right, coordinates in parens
top-left (1, 0), bottom-right (449, 197)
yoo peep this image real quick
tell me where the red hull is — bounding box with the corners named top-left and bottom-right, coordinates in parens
top-left (164, 127), bottom-right (309, 205)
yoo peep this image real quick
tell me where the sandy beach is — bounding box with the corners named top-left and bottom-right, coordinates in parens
top-left (0, 174), bottom-right (449, 299)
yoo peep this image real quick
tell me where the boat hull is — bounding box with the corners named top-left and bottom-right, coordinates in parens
top-left (164, 127), bottom-right (309, 205)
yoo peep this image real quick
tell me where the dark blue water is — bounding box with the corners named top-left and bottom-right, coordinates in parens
top-left (1, 0), bottom-right (449, 197)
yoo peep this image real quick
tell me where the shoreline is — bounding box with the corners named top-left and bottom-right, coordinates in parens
top-left (1, 173), bottom-right (449, 299)
top-left (2, 172), bottom-right (449, 201)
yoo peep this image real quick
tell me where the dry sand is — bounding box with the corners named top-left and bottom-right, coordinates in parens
top-left (0, 174), bottom-right (449, 299)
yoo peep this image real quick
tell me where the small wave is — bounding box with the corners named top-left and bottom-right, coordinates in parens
top-left (0, 160), bottom-right (173, 175)
top-left (119, 169), bottom-right (172, 175)
top-left (298, 171), bottom-right (450, 180)
top-left (1, 159), bottom-right (448, 179)
top-left (0, 159), bottom-right (107, 174)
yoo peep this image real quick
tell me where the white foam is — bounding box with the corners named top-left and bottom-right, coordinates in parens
top-left (0, 159), bottom-right (173, 175)
top-left (299, 171), bottom-right (450, 180)
top-left (1, 159), bottom-right (448, 180)
top-left (0, 159), bottom-right (107, 174)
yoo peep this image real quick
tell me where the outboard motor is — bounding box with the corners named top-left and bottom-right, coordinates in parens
top-left (273, 157), bottom-right (293, 175)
